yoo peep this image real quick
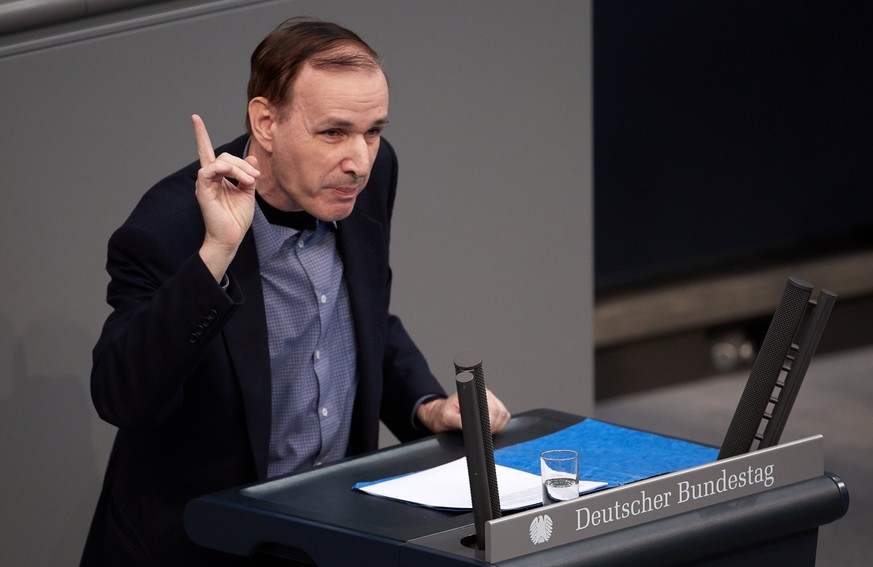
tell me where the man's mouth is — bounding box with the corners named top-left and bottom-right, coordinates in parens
top-left (331, 186), bottom-right (357, 194)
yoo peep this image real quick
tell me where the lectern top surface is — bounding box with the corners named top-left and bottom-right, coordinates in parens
top-left (202, 410), bottom-right (580, 541)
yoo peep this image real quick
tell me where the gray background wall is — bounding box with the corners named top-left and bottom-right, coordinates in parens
top-left (0, 1), bottom-right (592, 564)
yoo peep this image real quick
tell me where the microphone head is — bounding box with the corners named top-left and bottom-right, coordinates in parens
top-left (455, 371), bottom-right (475, 385)
top-left (454, 350), bottom-right (483, 373)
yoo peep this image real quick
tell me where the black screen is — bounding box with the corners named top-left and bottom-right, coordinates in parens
top-left (594, 0), bottom-right (873, 292)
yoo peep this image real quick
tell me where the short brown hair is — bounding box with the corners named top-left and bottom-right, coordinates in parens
top-left (246, 17), bottom-right (382, 132)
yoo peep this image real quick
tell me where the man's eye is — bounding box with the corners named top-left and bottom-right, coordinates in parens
top-left (323, 129), bottom-right (340, 137)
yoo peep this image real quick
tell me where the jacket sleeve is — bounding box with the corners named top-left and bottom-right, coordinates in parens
top-left (380, 312), bottom-right (447, 441)
top-left (90, 218), bottom-right (243, 430)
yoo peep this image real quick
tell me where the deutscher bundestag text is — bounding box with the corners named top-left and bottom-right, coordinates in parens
top-left (577, 464), bottom-right (775, 530)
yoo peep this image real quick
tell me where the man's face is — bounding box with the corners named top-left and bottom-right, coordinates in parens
top-left (260, 63), bottom-right (389, 221)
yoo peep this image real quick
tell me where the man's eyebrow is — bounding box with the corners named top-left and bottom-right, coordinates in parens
top-left (320, 117), bottom-right (390, 129)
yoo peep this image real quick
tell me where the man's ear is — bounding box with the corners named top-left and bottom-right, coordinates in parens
top-left (248, 97), bottom-right (276, 152)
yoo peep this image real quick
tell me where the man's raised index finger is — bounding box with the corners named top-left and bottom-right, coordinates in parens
top-left (191, 114), bottom-right (216, 166)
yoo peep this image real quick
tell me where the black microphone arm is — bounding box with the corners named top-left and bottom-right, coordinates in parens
top-left (454, 351), bottom-right (501, 550)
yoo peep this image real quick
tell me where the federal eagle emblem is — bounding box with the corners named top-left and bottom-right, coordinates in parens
top-left (529, 514), bottom-right (553, 544)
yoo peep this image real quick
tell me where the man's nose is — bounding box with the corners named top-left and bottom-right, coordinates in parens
top-left (341, 136), bottom-right (372, 178)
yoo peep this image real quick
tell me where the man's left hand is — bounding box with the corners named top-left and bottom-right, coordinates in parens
top-left (417, 389), bottom-right (511, 435)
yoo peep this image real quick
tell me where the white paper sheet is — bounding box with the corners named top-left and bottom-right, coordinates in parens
top-left (356, 457), bottom-right (607, 511)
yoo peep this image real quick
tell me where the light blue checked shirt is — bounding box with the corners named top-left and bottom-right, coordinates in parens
top-left (251, 201), bottom-right (357, 478)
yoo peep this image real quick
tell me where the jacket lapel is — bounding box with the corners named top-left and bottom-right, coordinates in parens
top-left (222, 229), bottom-right (272, 480)
top-left (336, 208), bottom-right (387, 453)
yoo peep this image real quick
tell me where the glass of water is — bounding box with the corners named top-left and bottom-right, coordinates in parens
top-left (541, 449), bottom-right (579, 505)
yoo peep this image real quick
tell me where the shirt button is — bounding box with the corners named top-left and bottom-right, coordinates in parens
top-left (321, 407), bottom-right (329, 417)
top-left (315, 350), bottom-right (321, 360)
top-left (297, 240), bottom-right (305, 249)
top-left (320, 294), bottom-right (327, 303)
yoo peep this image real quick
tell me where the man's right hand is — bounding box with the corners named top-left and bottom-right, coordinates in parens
top-left (192, 114), bottom-right (261, 283)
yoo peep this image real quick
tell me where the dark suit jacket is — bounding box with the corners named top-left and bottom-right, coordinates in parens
top-left (81, 136), bottom-right (444, 566)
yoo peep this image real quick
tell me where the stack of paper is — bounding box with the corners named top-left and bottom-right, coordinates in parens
top-left (357, 457), bottom-right (606, 511)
